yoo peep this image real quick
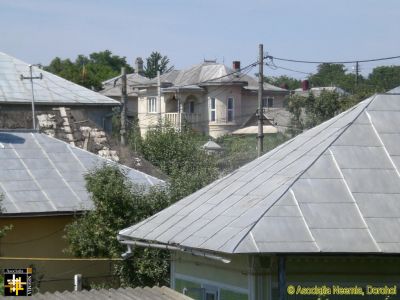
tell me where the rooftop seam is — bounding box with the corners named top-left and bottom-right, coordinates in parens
top-left (329, 148), bottom-right (381, 252)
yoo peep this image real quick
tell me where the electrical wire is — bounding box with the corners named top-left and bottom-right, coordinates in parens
top-left (265, 54), bottom-right (400, 64)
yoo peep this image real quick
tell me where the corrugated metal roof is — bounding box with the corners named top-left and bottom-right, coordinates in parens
top-left (0, 286), bottom-right (192, 300)
top-left (133, 62), bottom-right (287, 92)
top-left (119, 89), bottom-right (400, 254)
top-left (0, 130), bottom-right (163, 215)
top-left (0, 52), bottom-right (119, 105)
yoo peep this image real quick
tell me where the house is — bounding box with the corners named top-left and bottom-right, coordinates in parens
top-left (118, 87), bottom-right (400, 300)
top-left (294, 83), bottom-right (350, 97)
top-left (100, 57), bottom-right (148, 118)
top-left (0, 130), bottom-right (163, 292)
top-left (132, 60), bottom-right (289, 138)
top-left (0, 52), bottom-right (120, 133)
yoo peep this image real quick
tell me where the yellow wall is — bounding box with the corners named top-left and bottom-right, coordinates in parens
top-left (0, 215), bottom-right (116, 293)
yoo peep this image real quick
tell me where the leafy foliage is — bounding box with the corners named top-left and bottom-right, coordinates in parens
top-left (144, 52), bottom-right (174, 79)
top-left (264, 75), bottom-right (301, 90)
top-left (368, 65), bottom-right (400, 92)
top-left (64, 165), bottom-right (170, 287)
top-left (0, 194), bottom-right (13, 239)
top-left (44, 50), bottom-right (133, 90)
top-left (140, 122), bottom-right (218, 202)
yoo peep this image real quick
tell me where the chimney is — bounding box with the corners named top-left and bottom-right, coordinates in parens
top-left (232, 61), bottom-right (241, 73)
top-left (135, 57), bottom-right (144, 75)
top-left (301, 80), bottom-right (309, 91)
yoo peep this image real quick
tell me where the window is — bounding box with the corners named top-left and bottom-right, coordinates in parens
top-left (227, 97), bottom-right (234, 122)
top-left (188, 101), bottom-right (195, 114)
top-left (147, 97), bottom-right (157, 113)
top-left (203, 285), bottom-right (219, 300)
top-left (262, 97), bottom-right (274, 108)
top-left (210, 97), bottom-right (216, 122)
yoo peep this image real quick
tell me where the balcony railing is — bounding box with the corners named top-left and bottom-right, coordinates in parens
top-left (164, 113), bottom-right (200, 128)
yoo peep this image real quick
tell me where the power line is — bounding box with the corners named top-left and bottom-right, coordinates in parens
top-left (265, 62), bottom-right (313, 76)
top-left (265, 55), bottom-right (400, 64)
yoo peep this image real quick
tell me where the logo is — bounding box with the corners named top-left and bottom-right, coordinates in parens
top-left (3, 268), bottom-right (32, 296)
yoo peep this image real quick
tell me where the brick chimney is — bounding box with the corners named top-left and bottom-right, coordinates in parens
top-left (232, 61), bottom-right (241, 72)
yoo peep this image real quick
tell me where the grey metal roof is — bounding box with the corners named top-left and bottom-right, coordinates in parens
top-left (119, 89), bottom-right (400, 254)
top-left (134, 62), bottom-right (287, 92)
top-left (0, 52), bottom-right (120, 105)
top-left (101, 73), bottom-right (149, 97)
top-left (0, 130), bottom-right (163, 215)
top-left (0, 286), bottom-right (192, 300)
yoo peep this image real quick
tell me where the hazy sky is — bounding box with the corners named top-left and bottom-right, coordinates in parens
top-left (1, 0), bottom-right (399, 78)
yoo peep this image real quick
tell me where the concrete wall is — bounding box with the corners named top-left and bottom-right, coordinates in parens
top-left (0, 215), bottom-right (115, 293)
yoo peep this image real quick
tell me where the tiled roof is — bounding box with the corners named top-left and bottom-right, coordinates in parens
top-left (119, 89), bottom-right (400, 254)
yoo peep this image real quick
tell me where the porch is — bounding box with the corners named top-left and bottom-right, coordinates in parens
top-left (164, 112), bottom-right (201, 129)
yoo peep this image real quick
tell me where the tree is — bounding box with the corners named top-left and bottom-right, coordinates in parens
top-left (368, 66), bottom-right (400, 92)
top-left (0, 193), bottom-right (13, 239)
top-left (44, 50), bottom-right (133, 90)
top-left (64, 165), bottom-right (170, 287)
top-left (139, 122), bottom-right (218, 201)
top-left (144, 52), bottom-right (174, 79)
top-left (264, 75), bottom-right (301, 90)
top-left (309, 63), bottom-right (357, 93)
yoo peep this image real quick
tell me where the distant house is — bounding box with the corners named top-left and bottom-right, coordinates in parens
top-left (0, 130), bottom-right (163, 292)
top-left (100, 57), bottom-right (148, 118)
top-left (0, 52), bottom-right (120, 133)
top-left (119, 88), bottom-right (400, 300)
top-left (294, 85), bottom-right (350, 97)
top-left (131, 61), bottom-right (289, 138)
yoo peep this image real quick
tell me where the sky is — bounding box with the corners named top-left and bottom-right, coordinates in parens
top-left (1, 0), bottom-right (400, 79)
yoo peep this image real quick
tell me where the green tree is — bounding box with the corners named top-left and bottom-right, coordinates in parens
top-left (0, 193), bottom-right (13, 239)
top-left (368, 65), bottom-right (400, 92)
top-left (144, 52), bottom-right (174, 79)
top-left (309, 63), bottom-right (357, 93)
top-left (64, 165), bottom-right (170, 287)
top-left (44, 50), bottom-right (133, 90)
top-left (264, 75), bottom-right (301, 90)
top-left (139, 122), bottom-right (218, 201)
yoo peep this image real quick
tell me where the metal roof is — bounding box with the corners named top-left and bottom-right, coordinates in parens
top-left (0, 52), bottom-right (119, 105)
top-left (133, 62), bottom-right (287, 92)
top-left (101, 73), bottom-right (149, 97)
top-left (0, 130), bottom-right (163, 215)
top-left (119, 89), bottom-right (400, 254)
top-left (0, 286), bottom-right (192, 300)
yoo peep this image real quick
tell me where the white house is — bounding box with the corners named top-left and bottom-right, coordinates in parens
top-left (133, 61), bottom-right (289, 138)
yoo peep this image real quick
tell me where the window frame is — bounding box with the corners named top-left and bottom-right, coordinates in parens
top-left (227, 97), bottom-right (234, 122)
top-left (262, 97), bottom-right (274, 108)
top-left (210, 97), bottom-right (216, 122)
top-left (147, 96), bottom-right (157, 113)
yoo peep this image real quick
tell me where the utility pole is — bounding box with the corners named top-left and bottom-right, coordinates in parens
top-left (355, 61), bottom-right (359, 87)
top-left (157, 70), bottom-right (161, 120)
top-left (120, 67), bottom-right (127, 146)
top-left (20, 65), bottom-right (42, 130)
top-left (257, 44), bottom-right (264, 157)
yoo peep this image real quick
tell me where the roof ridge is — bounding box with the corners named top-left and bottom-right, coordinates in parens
top-left (232, 95), bottom-right (377, 253)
